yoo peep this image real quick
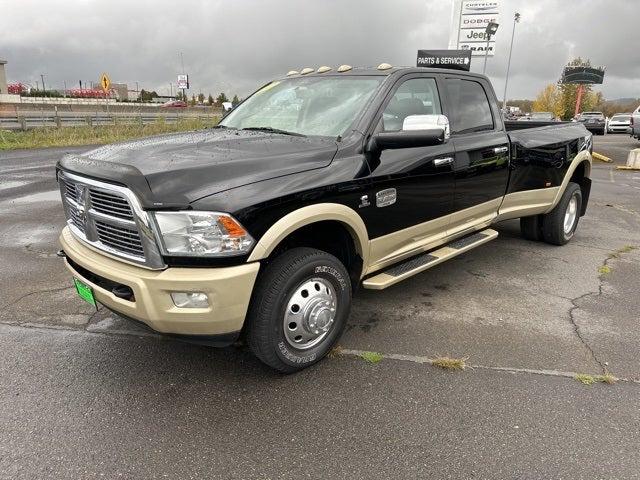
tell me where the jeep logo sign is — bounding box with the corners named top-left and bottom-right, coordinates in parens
top-left (417, 50), bottom-right (472, 71)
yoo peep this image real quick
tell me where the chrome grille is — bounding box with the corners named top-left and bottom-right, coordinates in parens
top-left (89, 190), bottom-right (134, 220)
top-left (58, 171), bottom-right (165, 269)
top-left (95, 221), bottom-right (144, 256)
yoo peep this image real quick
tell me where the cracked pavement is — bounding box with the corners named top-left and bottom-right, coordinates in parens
top-left (1, 136), bottom-right (640, 479)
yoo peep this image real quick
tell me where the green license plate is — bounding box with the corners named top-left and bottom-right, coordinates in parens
top-left (73, 278), bottom-right (97, 307)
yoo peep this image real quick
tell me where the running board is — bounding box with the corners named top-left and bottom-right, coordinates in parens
top-left (362, 229), bottom-right (498, 290)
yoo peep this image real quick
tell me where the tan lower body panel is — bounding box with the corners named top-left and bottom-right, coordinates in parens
top-left (363, 228), bottom-right (498, 289)
top-left (366, 198), bottom-right (501, 275)
top-left (60, 227), bottom-right (260, 335)
top-left (495, 187), bottom-right (560, 221)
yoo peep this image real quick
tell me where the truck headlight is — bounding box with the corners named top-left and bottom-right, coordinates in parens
top-left (152, 211), bottom-right (254, 256)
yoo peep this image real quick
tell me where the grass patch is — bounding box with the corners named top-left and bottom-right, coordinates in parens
top-left (0, 117), bottom-right (219, 150)
top-left (359, 351), bottom-right (384, 364)
top-left (575, 374), bottom-right (596, 385)
top-left (575, 373), bottom-right (618, 385)
top-left (430, 356), bottom-right (467, 371)
top-left (598, 265), bottom-right (611, 276)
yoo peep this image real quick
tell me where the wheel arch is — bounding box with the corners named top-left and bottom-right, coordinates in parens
top-left (547, 151), bottom-right (592, 213)
top-left (247, 203), bottom-right (370, 275)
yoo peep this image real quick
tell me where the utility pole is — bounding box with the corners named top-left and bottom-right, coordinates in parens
top-left (180, 52), bottom-right (187, 102)
top-left (40, 74), bottom-right (46, 92)
top-left (502, 12), bottom-right (521, 111)
top-left (482, 22), bottom-right (499, 75)
top-left (170, 83), bottom-right (173, 97)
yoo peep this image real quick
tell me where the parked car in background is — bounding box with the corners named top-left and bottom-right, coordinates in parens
top-left (631, 105), bottom-right (640, 141)
top-left (528, 112), bottom-right (556, 121)
top-left (222, 101), bottom-right (234, 112)
top-left (607, 113), bottom-right (632, 133)
top-left (576, 111), bottom-right (606, 135)
top-left (162, 100), bottom-right (187, 108)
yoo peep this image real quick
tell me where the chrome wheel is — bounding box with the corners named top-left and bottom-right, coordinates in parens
top-left (564, 195), bottom-right (578, 235)
top-left (283, 277), bottom-right (337, 350)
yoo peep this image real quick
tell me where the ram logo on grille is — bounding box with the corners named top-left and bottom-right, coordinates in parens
top-left (75, 185), bottom-right (88, 225)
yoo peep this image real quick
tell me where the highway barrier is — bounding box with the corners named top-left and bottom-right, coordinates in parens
top-left (0, 112), bottom-right (220, 131)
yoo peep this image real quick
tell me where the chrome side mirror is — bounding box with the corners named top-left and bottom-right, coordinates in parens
top-left (403, 114), bottom-right (450, 140)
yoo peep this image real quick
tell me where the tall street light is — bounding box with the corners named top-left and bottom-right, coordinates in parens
top-left (482, 22), bottom-right (499, 74)
top-left (502, 12), bottom-right (521, 112)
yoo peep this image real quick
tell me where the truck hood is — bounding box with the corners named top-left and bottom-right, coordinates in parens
top-left (58, 129), bottom-right (338, 208)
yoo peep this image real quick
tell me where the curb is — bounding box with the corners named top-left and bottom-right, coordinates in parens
top-left (592, 152), bottom-right (612, 163)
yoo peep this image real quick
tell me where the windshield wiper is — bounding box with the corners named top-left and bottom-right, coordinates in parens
top-left (242, 126), bottom-right (306, 137)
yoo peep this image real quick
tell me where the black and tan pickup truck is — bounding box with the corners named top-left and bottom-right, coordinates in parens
top-left (57, 64), bottom-right (592, 372)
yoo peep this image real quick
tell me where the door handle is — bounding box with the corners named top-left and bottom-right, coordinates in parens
top-left (494, 146), bottom-right (509, 154)
top-left (433, 157), bottom-right (454, 166)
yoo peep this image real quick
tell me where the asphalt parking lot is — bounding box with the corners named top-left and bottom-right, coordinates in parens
top-left (1, 134), bottom-right (640, 479)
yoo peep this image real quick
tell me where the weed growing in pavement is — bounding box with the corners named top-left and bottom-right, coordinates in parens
top-left (575, 373), bottom-right (618, 385)
top-left (611, 245), bottom-right (638, 257)
top-left (327, 345), bottom-right (343, 358)
top-left (598, 265), bottom-right (612, 276)
top-left (359, 351), bottom-right (384, 364)
top-left (430, 356), bottom-right (467, 371)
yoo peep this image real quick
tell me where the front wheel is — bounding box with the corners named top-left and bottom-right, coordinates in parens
top-left (541, 182), bottom-right (582, 245)
top-left (246, 247), bottom-right (352, 373)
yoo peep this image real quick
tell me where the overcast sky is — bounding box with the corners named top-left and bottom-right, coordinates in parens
top-left (2, 0), bottom-right (638, 101)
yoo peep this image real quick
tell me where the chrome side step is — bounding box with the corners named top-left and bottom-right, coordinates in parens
top-left (362, 228), bottom-right (498, 290)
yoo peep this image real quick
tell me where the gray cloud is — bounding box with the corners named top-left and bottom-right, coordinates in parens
top-left (1, 0), bottom-right (637, 100)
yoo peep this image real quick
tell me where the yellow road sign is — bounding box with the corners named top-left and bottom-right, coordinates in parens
top-left (100, 73), bottom-right (111, 92)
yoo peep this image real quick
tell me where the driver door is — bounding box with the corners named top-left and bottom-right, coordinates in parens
top-left (362, 75), bottom-right (456, 270)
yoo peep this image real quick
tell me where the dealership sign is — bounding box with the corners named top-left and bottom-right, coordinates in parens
top-left (417, 50), bottom-right (471, 71)
top-left (177, 74), bottom-right (189, 90)
top-left (448, 0), bottom-right (500, 57)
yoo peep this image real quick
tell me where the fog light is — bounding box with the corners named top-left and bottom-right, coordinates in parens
top-left (170, 292), bottom-right (209, 308)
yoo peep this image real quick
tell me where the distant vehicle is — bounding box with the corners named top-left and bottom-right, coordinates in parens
top-left (519, 112), bottom-right (556, 122)
top-left (222, 101), bottom-right (234, 112)
top-left (631, 105), bottom-right (640, 140)
top-left (607, 113), bottom-right (632, 134)
top-left (162, 100), bottom-right (187, 108)
top-left (576, 111), bottom-right (606, 135)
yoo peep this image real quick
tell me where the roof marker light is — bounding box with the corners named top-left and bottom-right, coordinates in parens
top-left (317, 66), bottom-right (332, 73)
top-left (300, 67), bottom-right (315, 75)
top-left (286, 70), bottom-right (299, 76)
top-left (337, 64), bottom-right (352, 72)
top-left (377, 63), bottom-right (393, 70)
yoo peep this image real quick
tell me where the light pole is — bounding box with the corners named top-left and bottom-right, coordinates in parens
top-left (502, 12), bottom-right (521, 112)
top-left (40, 73), bottom-right (46, 92)
top-left (482, 22), bottom-right (499, 74)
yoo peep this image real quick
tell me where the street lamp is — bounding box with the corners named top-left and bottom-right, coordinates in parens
top-left (482, 21), bottom-right (499, 74)
top-left (502, 12), bottom-right (521, 112)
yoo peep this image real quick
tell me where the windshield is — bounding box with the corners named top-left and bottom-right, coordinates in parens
top-left (611, 115), bottom-right (630, 121)
top-left (531, 112), bottom-right (552, 118)
top-left (219, 76), bottom-right (384, 137)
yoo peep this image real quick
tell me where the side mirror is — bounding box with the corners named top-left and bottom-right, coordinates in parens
top-left (403, 114), bottom-right (450, 139)
top-left (367, 114), bottom-right (450, 152)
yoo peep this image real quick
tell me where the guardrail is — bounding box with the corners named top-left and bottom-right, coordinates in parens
top-left (0, 112), bottom-right (220, 131)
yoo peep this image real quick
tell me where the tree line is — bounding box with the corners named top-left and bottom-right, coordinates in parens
top-left (527, 57), bottom-right (637, 119)
top-left (175, 91), bottom-right (241, 107)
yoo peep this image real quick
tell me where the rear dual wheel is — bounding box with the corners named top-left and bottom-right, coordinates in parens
top-left (520, 182), bottom-right (582, 246)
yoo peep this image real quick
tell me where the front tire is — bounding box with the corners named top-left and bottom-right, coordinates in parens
top-left (541, 182), bottom-right (582, 245)
top-left (246, 247), bottom-right (352, 373)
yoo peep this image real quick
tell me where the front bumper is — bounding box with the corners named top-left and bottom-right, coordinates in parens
top-left (60, 227), bottom-right (260, 336)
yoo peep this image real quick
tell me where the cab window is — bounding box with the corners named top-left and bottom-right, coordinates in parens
top-left (444, 79), bottom-right (494, 134)
top-left (381, 78), bottom-right (442, 131)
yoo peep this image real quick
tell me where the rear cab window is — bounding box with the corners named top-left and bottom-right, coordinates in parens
top-left (444, 79), bottom-right (494, 134)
